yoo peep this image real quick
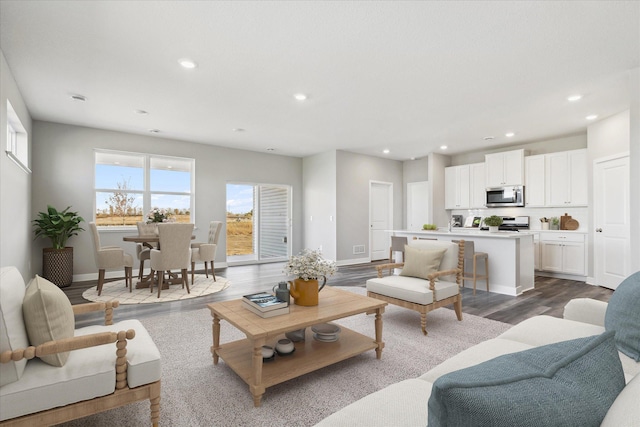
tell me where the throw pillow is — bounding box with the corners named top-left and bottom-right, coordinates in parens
top-left (22, 275), bottom-right (75, 367)
top-left (428, 331), bottom-right (625, 427)
top-left (604, 270), bottom-right (640, 361)
top-left (399, 246), bottom-right (446, 281)
top-left (0, 267), bottom-right (30, 386)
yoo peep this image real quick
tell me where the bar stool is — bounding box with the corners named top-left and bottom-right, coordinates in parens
top-left (453, 240), bottom-right (489, 294)
top-left (389, 236), bottom-right (408, 262)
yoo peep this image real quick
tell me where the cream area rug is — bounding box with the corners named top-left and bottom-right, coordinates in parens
top-left (82, 274), bottom-right (230, 304)
top-left (60, 287), bottom-right (511, 427)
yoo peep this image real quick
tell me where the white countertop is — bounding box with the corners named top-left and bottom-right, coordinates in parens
top-left (393, 229), bottom-right (533, 239)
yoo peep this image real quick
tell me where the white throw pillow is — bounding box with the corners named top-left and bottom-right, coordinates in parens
top-left (0, 267), bottom-right (29, 386)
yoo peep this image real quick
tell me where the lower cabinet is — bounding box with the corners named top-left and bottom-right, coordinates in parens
top-left (538, 232), bottom-right (586, 276)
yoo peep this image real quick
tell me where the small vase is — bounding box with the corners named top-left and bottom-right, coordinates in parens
top-left (488, 226), bottom-right (499, 233)
top-left (288, 277), bottom-right (327, 306)
top-left (541, 222), bottom-right (549, 230)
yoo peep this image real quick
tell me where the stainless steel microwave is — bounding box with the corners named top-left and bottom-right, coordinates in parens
top-left (486, 186), bottom-right (525, 207)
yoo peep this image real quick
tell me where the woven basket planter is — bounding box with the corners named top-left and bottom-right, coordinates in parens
top-left (43, 247), bottom-right (73, 287)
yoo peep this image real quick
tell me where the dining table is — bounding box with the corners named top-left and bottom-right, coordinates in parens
top-left (122, 234), bottom-right (195, 289)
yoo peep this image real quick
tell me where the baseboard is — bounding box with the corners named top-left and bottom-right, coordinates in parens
top-left (336, 257), bottom-right (371, 266)
top-left (73, 262), bottom-right (229, 283)
top-left (535, 270), bottom-right (587, 282)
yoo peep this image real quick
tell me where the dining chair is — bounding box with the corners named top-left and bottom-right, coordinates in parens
top-left (149, 223), bottom-right (194, 298)
top-left (135, 222), bottom-right (157, 280)
top-left (191, 221), bottom-right (222, 283)
top-left (88, 222), bottom-right (134, 295)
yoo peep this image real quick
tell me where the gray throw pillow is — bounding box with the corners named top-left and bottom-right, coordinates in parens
top-left (428, 331), bottom-right (625, 427)
top-left (604, 270), bottom-right (640, 361)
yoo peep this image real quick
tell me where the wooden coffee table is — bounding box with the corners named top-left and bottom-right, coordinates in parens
top-left (207, 286), bottom-right (387, 406)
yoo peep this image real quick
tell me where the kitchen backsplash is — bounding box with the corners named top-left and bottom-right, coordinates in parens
top-left (449, 207), bottom-right (589, 232)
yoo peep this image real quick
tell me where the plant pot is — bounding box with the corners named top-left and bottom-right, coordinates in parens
top-left (42, 247), bottom-right (73, 287)
top-left (488, 226), bottom-right (500, 233)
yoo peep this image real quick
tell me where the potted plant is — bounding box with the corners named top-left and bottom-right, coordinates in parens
top-left (33, 205), bottom-right (85, 287)
top-left (483, 215), bottom-right (503, 232)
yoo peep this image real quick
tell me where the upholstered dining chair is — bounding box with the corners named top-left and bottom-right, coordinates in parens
top-left (135, 222), bottom-right (157, 280)
top-left (191, 221), bottom-right (222, 283)
top-left (89, 222), bottom-right (134, 296)
top-left (149, 223), bottom-right (194, 298)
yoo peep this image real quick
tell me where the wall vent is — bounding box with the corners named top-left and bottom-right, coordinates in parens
top-left (353, 245), bottom-right (365, 255)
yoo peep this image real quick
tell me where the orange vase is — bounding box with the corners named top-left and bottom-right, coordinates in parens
top-left (288, 277), bottom-right (327, 306)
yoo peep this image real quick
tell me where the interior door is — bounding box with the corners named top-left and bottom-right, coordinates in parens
top-left (370, 182), bottom-right (392, 261)
top-left (407, 181), bottom-right (429, 230)
top-left (594, 154), bottom-right (630, 289)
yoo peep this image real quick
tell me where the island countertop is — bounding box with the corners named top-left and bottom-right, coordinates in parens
top-left (391, 229), bottom-right (535, 296)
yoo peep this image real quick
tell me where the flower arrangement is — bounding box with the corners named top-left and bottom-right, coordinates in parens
top-left (146, 208), bottom-right (176, 224)
top-left (283, 249), bottom-right (337, 281)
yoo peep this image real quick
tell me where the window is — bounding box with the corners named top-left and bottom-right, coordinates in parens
top-left (5, 100), bottom-right (30, 173)
top-left (95, 150), bottom-right (194, 227)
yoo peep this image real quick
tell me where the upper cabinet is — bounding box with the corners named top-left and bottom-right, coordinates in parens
top-left (445, 164), bottom-right (470, 209)
top-left (525, 154), bottom-right (545, 207)
top-left (545, 149), bottom-right (588, 207)
top-left (485, 149), bottom-right (525, 187)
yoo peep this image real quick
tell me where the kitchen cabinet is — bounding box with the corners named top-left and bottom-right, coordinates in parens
top-left (532, 232), bottom-right (540, 270)
top-left (525, 154), bottom-right (545, 207)
top-left (485, 149), bottom-right (525, 187)
top-left (469, 162), bottom-right (486, 208)
top-left (445, 165), bottom-right (470, 209)
top-left (545, 149), bottom-right (587, 207)
top-left (539, 232), bottom-right (585, 276)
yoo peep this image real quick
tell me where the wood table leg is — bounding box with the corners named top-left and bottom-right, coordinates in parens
top-left (374, 307), bottom-right (385, 359)
top-left (211, 315), bottom-right (220, 365)
top-left (249, 338), bottom-right (266, 407)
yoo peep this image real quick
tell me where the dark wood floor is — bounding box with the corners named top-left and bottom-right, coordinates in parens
top-left (66, 261), bottom-right (613, 328)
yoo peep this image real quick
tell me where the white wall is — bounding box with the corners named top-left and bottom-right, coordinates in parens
top-left (630, 68), bottom-right (640, 272)
top-left (402, 157), bottom-right (429, 229)
top-left (31, 121), bottom-right (303, 279)
top-left (0, 51), bottom-right (32, 278)
top-left (302, 151), bottom-right (337, 260)
top-left (335, 150), bottom-right (403, 262)
top-left (428, 153), bottom-right (451, 227)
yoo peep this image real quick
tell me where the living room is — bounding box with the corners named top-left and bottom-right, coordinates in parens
top-left (0, 1), bottom-right (639, 426)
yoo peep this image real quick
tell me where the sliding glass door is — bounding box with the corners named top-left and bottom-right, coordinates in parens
top-left (226, 183), bottom-right (291, 264)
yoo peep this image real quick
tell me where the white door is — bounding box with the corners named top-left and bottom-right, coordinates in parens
top-left (370, 182), bottom-right (392, 261)
top-left (407, 181), bottom-right (429, 230)
top-left (594, 154), bottom-right (630, 289)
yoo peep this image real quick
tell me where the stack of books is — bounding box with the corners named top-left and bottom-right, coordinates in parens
top-left (242, 292), bottom-right (290, 318)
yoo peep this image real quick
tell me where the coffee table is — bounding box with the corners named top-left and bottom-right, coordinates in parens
top-left (207, 286), bottom-right (387, 406)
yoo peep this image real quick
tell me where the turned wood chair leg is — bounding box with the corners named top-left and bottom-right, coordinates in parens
top-left (97, 269), bottom-right (105, 296)
top-left (420, 313), bottom-right (428, 336)
top-left (454, 298), bottom-right (463, 321)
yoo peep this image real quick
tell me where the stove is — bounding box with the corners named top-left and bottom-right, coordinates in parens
top-left (480, 216), bottom-right (529, 232)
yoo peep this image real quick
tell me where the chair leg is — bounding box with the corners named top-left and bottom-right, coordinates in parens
top-left (472, 256), bottom-right (478, 295)
top-left (454, 297), bottom-right (463, 321)
top-left (157, 272), bottom-right (164, 298)
top-left (125, 266), bottom-right (133, 292)
top-left (211, 261), bottom-right (216, 282)
top-left (204, 261), bottom-right (209, 278)
top-left (485, 257), bottom-right (490, 292)
top-left (149, 269), bottom-right (155, 293)
top-left (183, 268), bottom-right (190, 293)
top-left (191, 261), bottom-right (195, 284)
top-left (97, 269), bottom-right (105, 296)
top-left (420, 313), bottom-right (428, 336)
top-left (138, 259), bottom-right (145, 280)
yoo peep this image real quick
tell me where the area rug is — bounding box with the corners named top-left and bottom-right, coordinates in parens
top-left (82, 274), bottom-right (231, 304)
top-left (60, 287), bottom-right (510, 427)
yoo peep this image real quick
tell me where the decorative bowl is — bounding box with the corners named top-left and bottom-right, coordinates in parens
top-left (261, 345), bottom-right (274, 358)
top-left (311, 323), bottom-right (341, 336)
top-left (275, 338), bottom-right (295, 354)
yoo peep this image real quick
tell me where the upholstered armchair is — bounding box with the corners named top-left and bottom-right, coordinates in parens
top-left (0, 266), bottom-right (161, 426)
top-left (149, 223), bottom-right (194, 298)
top-left (89, 222), bottom-right (133, 296)
top-left (366, 239), bottom-right (464, 335)
top-left (191, 221), bottom-right (222, 283)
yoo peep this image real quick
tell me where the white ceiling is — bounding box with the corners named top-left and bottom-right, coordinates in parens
top-left (1, 1), bottom-right (638, 160)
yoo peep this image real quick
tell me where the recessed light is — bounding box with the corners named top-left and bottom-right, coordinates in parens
top-left (586, 114), bottom-right (598, 120)
top-left (233, 128), bottom-right (245, 132)
top-left (382, 149), bottom-right (390, 154)
top-left (135, 109), bottom-right (149, 115)
top-left (178, 58), bottom-right (197, 69)
top-left (505, 132), bottom-right (515, 137)
top-left (148, 129), bottom-right (160, 133)
top-left (410, 157), bottom-right (416, 160)
top-left (293, 93), bottom-right (307, 101)
top-left (440, 145), bottom-right (448, 150)
top-left (70, 94), bottom-right (86, 102)
top-left (567, 94), bottom-right (582, 102)
top-left (483, 136), bottom-right (494, 140)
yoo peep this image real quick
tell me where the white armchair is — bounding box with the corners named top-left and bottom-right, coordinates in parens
top-left (191, 221), bottom-right (222, 283)
top-left (89, 222), bottom-right (133, 296)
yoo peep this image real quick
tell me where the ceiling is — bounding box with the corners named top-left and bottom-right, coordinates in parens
top-left (1, 1), bottom-right (638, 160)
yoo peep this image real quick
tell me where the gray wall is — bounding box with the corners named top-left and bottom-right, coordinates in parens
top-left (335, 150), bottom-right (403, 262)
top-left (302, 150), bottom-right (337, 260)
top-left (31, 121), bottom-right (303, 279)
top-left (428, 153), bottom-right (451, 227)
top-left (0, 51), bottom-right (32, 279)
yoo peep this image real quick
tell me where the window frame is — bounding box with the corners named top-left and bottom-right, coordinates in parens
top-left (5, 100), bottom-right (30, 174)
top-left (94, 149), bottom-right (195, 230)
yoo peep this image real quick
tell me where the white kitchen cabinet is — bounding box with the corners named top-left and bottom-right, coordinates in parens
top-left (545, 149), bottom-right (587, 207)
top-left (525, 154), bottom-right (545, 207)
top-left (445, 165), bottom-right (470, 209)
top-left (539, 232), bottom-right (586, 276)
top-left (469, 162), bottom-right (486, 208)
top-left (485, 149), bottom-right (525, 187)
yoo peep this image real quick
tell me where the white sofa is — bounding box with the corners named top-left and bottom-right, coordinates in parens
top-left (0, 266), bottom-right (162, 426)
top-left (316, 297), bottom-right (640, 426)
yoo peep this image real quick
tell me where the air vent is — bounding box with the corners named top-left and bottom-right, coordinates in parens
top-left (353, 245), bottom-right (365, 255)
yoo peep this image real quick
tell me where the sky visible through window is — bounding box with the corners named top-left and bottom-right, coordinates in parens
top-left (227, 184), bottom-right (253, 214)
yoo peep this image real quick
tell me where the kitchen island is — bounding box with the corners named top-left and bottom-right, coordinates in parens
top-left (392, 229), bottom-right (535, 296)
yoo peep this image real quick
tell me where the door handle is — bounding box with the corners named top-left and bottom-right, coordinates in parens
top-left (596, 228), bottom-right (603, 232)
